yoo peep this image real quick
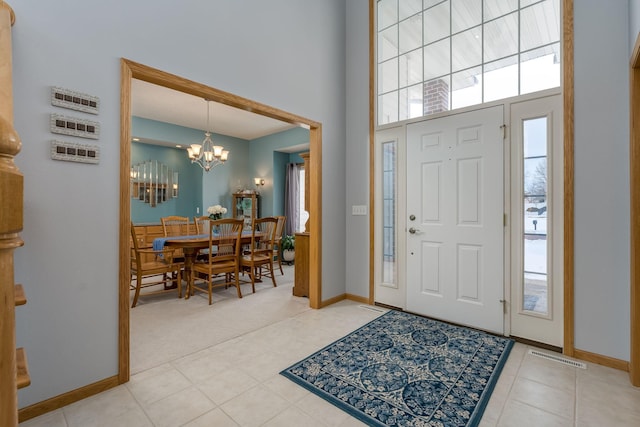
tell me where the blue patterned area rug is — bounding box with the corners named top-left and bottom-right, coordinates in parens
top-left (280, 310), bottom-right (513, 426)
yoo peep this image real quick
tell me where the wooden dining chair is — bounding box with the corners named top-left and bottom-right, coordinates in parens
top-left (161, 215), bottom-right (190, 259)
top-left (161, 215), bottom-right (191, 236)
top-left (240, 216), bottom-right (278, 293)
top-left (130, 223), bottom-right (183, 307)
top-left (190, 218), bottom-right (244, 305)
top-left (193, 215), bottom-right (211, 234)
top-left (193, 216), bottom-right (212, 260)
top-left (272, 216), bottom-right (286, 275)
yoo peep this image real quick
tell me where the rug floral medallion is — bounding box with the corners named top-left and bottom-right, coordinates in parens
top-left (281, 310), bottom-right (514, 427)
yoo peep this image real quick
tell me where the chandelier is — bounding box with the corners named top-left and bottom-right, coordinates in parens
top-left (187, 99), bottom-right (229, 171)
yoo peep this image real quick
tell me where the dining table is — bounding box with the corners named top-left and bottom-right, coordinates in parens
top-left (153, 231), bottom-right (262, 298)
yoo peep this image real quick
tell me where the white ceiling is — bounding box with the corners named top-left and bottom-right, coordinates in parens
top-left (131, 79), bottom-right (299, 146)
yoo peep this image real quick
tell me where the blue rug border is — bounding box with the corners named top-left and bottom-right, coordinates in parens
top-left (280, 309), bottom-right (514, 427)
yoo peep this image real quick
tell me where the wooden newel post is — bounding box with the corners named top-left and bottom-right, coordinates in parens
top-left (0, 2), bottom-right (25, 426)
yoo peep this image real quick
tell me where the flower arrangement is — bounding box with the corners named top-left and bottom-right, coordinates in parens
top-left (207, 204), bottom-right (227, 220)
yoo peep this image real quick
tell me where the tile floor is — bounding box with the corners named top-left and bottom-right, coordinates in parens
top-left (20, 265), bottom-right (640, 426)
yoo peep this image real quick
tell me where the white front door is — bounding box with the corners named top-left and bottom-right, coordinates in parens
top-left (406, 106), bottom-right (505, 334)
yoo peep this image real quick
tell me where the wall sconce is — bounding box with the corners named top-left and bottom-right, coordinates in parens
top-left (254, 177), bottom-right (265, 186)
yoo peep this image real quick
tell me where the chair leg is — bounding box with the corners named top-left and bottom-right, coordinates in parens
top-left (249, 265), bottom-right (256, 294)
top-left (131, 273), bottom-right (142, 308)
top-left (277, 255), bottom-right (283, 275)
top-left (176, 270), bottom-right (182, 299)
top-left (234, 268), bottom-right (242, 298)
top-left (208, 276), bottom-right (213, 305)
top-left (267, 260), bottom-right (277, 287)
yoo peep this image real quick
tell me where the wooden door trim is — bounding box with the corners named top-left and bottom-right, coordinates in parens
top-left (562, 0), bottom-right (575, 356)
top-left (118, 59), bottom-right (323, 383)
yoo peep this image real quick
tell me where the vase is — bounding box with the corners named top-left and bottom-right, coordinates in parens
top-left (283, 249), bottom-right (295, 263)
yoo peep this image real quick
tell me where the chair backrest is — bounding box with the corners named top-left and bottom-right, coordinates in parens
top-left (130, 222), bottom-right (142, 270)
top-left (193, 216), bottom-right (210, 234)
top-left (274, 216), bottom-right (286, 244)
top-left (161, 216), bottom-right (190, 237)
top-left (250, 217), bottom-right (278, 256)
top-left (131, 222), bottom-right (175, 269)
top-left (206, 218), bottom-right (243, 262)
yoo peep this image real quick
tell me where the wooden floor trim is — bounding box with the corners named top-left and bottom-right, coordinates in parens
top-left (18, 375), bottom-right (120, 423)
top-left (573, 349), bottom-right (630, 372)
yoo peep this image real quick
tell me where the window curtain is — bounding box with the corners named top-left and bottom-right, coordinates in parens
top-left (284, 163), bottom-right (299, 236)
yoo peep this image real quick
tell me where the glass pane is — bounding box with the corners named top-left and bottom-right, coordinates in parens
top-left (484, 56), bottom-right (518, 102)
top-left (451, 26), bottom-right (481, 72)
top-left (424, 77), bottom-right (450, 115)
top-left (523, 116), bottom-right (548, 314)
top-left (424, 38), bottom-right (450, 80)
top-left (523, 117), bottom-right (548, 158)
top-left (378, 92), bottom-right (399, 125)
top-left (399, 49), bottom-right (423, 87)
top-left (451, 0), bottom-right (481, 33)
top-left (399, 13), bottom-right (422, 54)
top-left (399, 0), bottom-right (422, 20)
top-left (378, 25), bottom-right (398, 63)
top-left (382, 141), bottom-right (397, 285)
top-left (424, 0), bottom-right (447, 8)
top-left (524, 157), bottom-right (546, 198)
top-left (520, 0), bottom-right (560, 51)
top-left (379, 58), bottom-right (398, 94)
top-left (424, 0), bottom-right (450, 44)
top-left (484, 12), bottom-right (518, 62)
top-left (521, 0), bottom-right (540, 8)
top-left (451, 66), bottom-right (481, 110)
top-left (378, 0), bottom-right (398, 30)
top-left (484, 0), bottom-right (518, 21)
top-left (399, 84), bottom-right (424, 121)
top-left (521, 43), bottom-right (561, 95)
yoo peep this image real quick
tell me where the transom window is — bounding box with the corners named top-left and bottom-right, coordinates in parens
top-left (377, 0), bottom-right (561, 125)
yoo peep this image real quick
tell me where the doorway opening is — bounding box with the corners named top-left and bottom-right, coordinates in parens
top-left (118, 59), bottom-right (323, 383)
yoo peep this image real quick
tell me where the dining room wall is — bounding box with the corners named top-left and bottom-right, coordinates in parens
top-left (12, 0), bottom-right (347, 408)
top-left (249, 127), bottom-right (310, 218)
top-left (130, 141), bottom-right (201, 223)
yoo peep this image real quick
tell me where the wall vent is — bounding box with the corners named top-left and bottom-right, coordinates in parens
top-left (359, 305), bottom-right (386, 313)
top-left (528, 349), bottom-right (587, 369)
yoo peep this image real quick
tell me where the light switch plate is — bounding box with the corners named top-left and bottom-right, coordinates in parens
top-left (352, 205), bottom-right (367, 215)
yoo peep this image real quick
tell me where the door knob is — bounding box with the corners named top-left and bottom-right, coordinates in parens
top-left (409, 227), bottom-right (420, 234)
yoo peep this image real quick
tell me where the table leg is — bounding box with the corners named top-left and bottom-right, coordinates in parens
top-left (182, 248), bottom-right (197, 299)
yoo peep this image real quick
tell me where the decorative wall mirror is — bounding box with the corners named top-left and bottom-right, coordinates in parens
top-left (130, 159), bottom-right (178, 207)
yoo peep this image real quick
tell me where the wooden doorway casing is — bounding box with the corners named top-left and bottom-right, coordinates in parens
top-left (368, 0), bottom-right (576, 355)
top-left (118, 59), bottom-right (323, 383)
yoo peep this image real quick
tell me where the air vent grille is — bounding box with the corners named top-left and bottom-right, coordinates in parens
top-left (529, 349), bottom-right (587, 369)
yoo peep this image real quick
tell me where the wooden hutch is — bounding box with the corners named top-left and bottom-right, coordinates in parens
top-left (232, 191), bottom-right (259, 229)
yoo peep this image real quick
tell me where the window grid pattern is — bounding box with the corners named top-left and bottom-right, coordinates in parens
top-left (522, 117), bottom-right (548, 314)
top-left (382, 141), bottom-right (397, 285)
top-left (377, 0), bottom-right (560, 125)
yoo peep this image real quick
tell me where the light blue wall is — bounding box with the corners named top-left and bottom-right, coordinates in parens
top-left (345, 0), bottom-right (371, 298)
top-left (12, 0), bottom-right (346, 408)
top-left (573, 1), bottom-right (630, 361)
top-left (631, 0), bottom-right (640, 52)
